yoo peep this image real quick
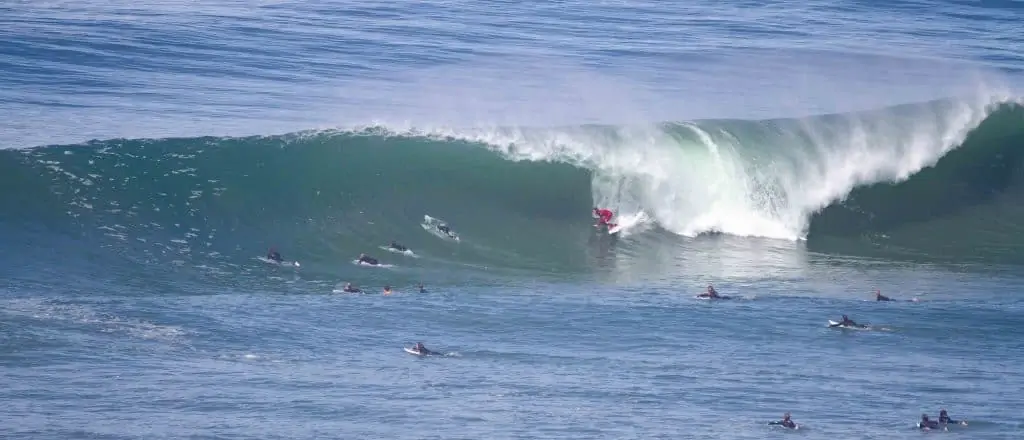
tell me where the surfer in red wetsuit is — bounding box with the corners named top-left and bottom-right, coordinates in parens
top-left (593, 207), bottom-right (616, 229)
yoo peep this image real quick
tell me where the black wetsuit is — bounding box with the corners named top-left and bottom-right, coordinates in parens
top-left (268, 252), bottom-right (282, 262)
top-left (438, 225), bottom-right (451, 235)
top-left (877, 295), bottom-right (892, 301)
top-left (840, 318), bottom-right (861, 327)
top-left (390, 243), bottom-right (408, 252)
top-left (939, 413), bottom-right (961, 425)
top-left (343, 286), bottom-right (362, 293)
top-left (359, 256), bottom-right (379, 265)
top-left (919, 419), bottom-right (939, 430)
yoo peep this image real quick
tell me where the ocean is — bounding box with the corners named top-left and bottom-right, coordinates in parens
top-left (2, 0), bottom-right (1024, 438)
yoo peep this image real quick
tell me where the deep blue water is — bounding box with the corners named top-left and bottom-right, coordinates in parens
top-left (2, 0), bottom-right (1024, 439)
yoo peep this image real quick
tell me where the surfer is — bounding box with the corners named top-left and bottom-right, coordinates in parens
top-left (267, 248), bottom-right (282, 263)
top-left (437, 223), bottom-right (454, 237)
top-left (357, 253), bottom-right (379, 266)
top-left (593, 207), bottom-right (615, 229)
top-left (383, 285), bottom-right (392, 295)
top-left (341, 283), bottom-right (362, 293)
top-left (767, 412), bottom-right (797, 429)
top-left (412, 342), bottom-right (436, 355)
top-left (919, 414), bottom-right (939, 430)
top-left (418, 284), bottom-right (427, 293)
top-left (838, 314), bottom-right (863, 327)
top-left (697, 285), bottom-right (729, 299)
top-left (389, 241), bottom-right (408, 252)
top-left (938, 409), bottom-right (966, 426)
top-left (875, 289), bottom-right (892, 301)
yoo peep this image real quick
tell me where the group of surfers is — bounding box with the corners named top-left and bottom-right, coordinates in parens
top-left (266, 207), bottom-right (619, 274)
top-left (767, 409), bottom-right (964, 430)
top-left (265, 244), bottom-right (426, 295)
top-left (697, 284), bottom-right (916, 329)
top-left (272, 209), bottom-right (967, 429)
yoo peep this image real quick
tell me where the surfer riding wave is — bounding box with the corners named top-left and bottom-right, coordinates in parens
top-left (593, 208), bottom-right (616, 229)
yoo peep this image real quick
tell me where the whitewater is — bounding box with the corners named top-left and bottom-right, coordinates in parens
top-left (4, 1), bottom-right (1024, 439)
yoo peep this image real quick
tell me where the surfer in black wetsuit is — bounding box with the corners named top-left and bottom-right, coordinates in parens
top-left (875, 289), bottom-right (892, 301)
top-left (939, 409), bottom-right (966, 426)
top-left (389, 241), bottom-right (408, 252)
top-left (267, 248), bottom-right (282, 262)
top-left (437, 223), bottom-right (453, 237)
top-left (838, 314), bottom-right (864, 328)
top-left (768, 412), bottom-right (797, 429)
top-left (919, 414), bottom-right (939, 430)
top-left (341, 283), bottom-right (361, 293)
top-left (697, 285), bottom-right (728, 299)
top-left (414, 342), bottom-right (436, 355)
top-left (357, 253), bottom-right (379, 265)
top-left (706, 285), bottom-right (719, 298)
top-left (418, 284), bottom-right (427, 293)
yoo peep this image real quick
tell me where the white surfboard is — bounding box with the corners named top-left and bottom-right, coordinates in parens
top-left (828, 320), bottom-right (868, 329)
top-left (257, 256), bottom-right (300, 267)
top-left (404, 347), bottom-right (425, 356)
top-left (379, 245), bottom-right (418, 257)
top-left (421, 214), bottom-right (460, 241)
top-left (353, 259), bottom-right (393, 268)
top-left (607, 211), bottom-right (648, 235)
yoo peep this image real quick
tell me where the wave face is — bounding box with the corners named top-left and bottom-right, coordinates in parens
top-left (2, 94), bottom-right (1023, 277)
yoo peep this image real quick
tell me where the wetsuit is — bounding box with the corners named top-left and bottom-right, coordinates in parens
top-left (359, 256), bottom-right (379, 265)
top-left (268, 251), bottom-right (282, 262)
top-left (876, 294), bottom-right (892, 301)
top-left (390, 242), bottom-right (408, 252)
top-left (919, 418), bottom-right (939, 430)
top-left (438, 225), bottom-right (452, 235)
top-left (594, 209), bottom-right (614, 226)
top-left (768, 419), bottom-right (796, 429)
top-left (939, 412), bottom-right (962, 425)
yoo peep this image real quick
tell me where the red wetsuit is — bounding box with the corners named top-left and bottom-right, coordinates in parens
top-left (594, 209), bottom-right (614, 227)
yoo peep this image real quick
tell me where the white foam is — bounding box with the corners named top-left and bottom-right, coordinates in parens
top-left (366, 89), bottom-right (1018, 241)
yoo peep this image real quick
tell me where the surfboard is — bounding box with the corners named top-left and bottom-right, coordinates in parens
top-left (353, 259), bottom-right (393, 268)
top-left (257, 256), bottom-right (300, 267)
top-left (605, 211), bottom-right (648, 235)
top-left (828, 320), bottom-right (867, 329)
top-left (379, 245), bottom-right (417, 257)
top-left (421, 214), bottom-right (460, 241)
top-left (695, 294), bottom-right (732, 300)
top-left (404, 347), bottom-right (425, 356)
